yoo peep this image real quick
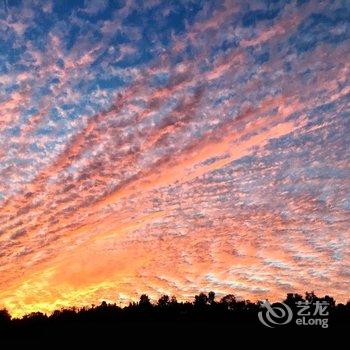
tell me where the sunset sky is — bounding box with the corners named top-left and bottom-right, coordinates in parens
top-left (0, 0), bottom-right (349, 317)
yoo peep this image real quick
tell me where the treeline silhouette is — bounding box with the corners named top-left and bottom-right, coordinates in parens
top-left (1, 291), bottom-right (349, 341)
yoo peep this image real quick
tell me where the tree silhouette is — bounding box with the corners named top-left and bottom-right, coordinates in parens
top-left (284, 293), bottom-right (304, 307)
top-left (0, 309), bottom-right (11, 325)
top-left (208, 291), bottom-right (215, 305)
top-left (0, 290), bottom-right (349, 342)
top-left (220, 294), bottom-right (236, 309)
top-left (139, 294), bottom-right (151, 308)
top-left (194, 292), bottom-right (208, 308)
top-left (157, 295), bottom-right (170, 308)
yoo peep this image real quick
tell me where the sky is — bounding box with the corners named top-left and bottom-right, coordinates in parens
top-left (0, 0), bottom-right (349, 317)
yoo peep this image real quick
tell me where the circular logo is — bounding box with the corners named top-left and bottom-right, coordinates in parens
top-left (258, 300), bottom-right (293, 328)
